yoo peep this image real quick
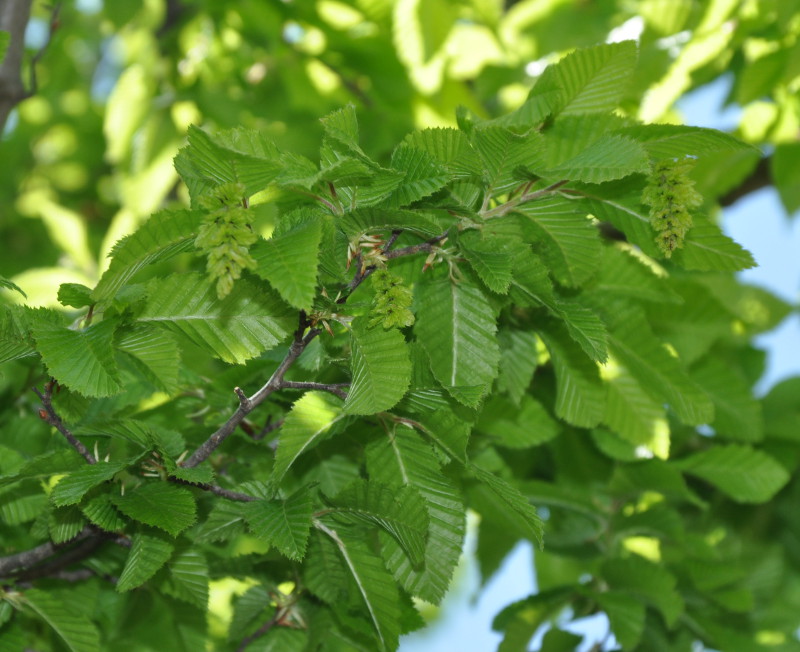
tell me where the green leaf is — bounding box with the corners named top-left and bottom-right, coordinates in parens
top-left (112, 482), bottom-right (197, 536)
top-left (244, 488), bottom-right (313, 560)
top-left (251, 219), bottom-right (323, 312)
top-left (384, 145), bottom-right (450, 207)
top-left (676, 445), bottom-right (789, 503)
top-left (591, 590), bottom-right (646, 649)
top-left (470, 127), bottom-right (539, 195)
top-left (594, 245), bottom-right (682, 304)
top-left (415, 279), bottom-right (500, 406)
top-left (273, 392), bottom-right (347, 483)
top-left (478, 395), bottom-right (559, 449)
top-left (337, 207), bottom-right (443, 238)
top-left (496, 330), bottom-right (540, 405)
top-left (0, 275), bottom-right (26, 298)
top-left (538, 320), bottom-right (605, 428)
top-left (32, 319), bottom-right (122, 398)
top-left (691, 358), bottom-right (763, 442)
top-left (672, 216), bottom-right (756, 271)
top-left (403, 128), bottom-right (482, 179)
top-left (165, 548), bottom-right (209, 608)
top-left (469, 465), bottom-right (543, 547)
top-left (51, 460), bottom-right (127, 507)
top-left (48, 506), bottom-right (87, 544)
top-left (618, 124), bottom-right (758, 159)
top-left (316, 522), bottom-right (401, 651)
top-left (92, 210), bottom-right (200, 303)
top-left (137, 272), bottom-right (294, 365)
top-left (57, 283), bottom-right (93, 309)
top-left (366, 428), bottom-right (465, 604)
top-left (604, 308), bottom-right (713, 425)
top-left (22, 588), bottom-right (100, 652)
top-left (320, 105), bottom-right (367, 159)
top-left (344, 318), bottom-right (411, 415)
top-left (543, 135), bottom-right (649, 183)
top-left (330, 481), bottom-right (429, 568)
top-left (0, 31), bottom-right (9, 64)
top-left (0, 306), bottom-right (61, 364)
top-left (117, 528), bottom-right (175, 591)
top-left (536, 41), bottom-right (638, 115)
top-left (458, 233), bottom-right (518, 294)
top-left (80, 492), bottom-right (127, 531)
top-left (517, 197), bottom-right (602, 287)
top-left (194, 500), bottom-right (246, 543)
top-left (601, 556), bottom-right (683, 626)
top-left (116, 324), bottom-right (181, 394)
top-left (772, 143), bottom-right (800, 213)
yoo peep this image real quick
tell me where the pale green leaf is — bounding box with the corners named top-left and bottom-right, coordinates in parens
top-left (676, 445), bottom-right (789, 503)
top-left (0, 275), bottom-right (26, 298)
top-left (116, 324), bottom-right (181, 394)
top-left (244, 488), bottom-right (313, 560)
top-left (470, 127), bottom-right (539, 195)
top-left (469, 465), bottom-right (543, 546)
top-left (385, 145), bottom-right (450, 207)
top-left (251, 220), bottom-right (323, 311)
top-left (317, 522), bottom-right (401, 651)
top-left (415, 279), bottom-right (500, 407)
top-left (51, 460), bottom-right (127, 507)
top-left (32, 319), bottom-right (122, 398)
top-left (344, 318), bottom-right (411, 415)
top-left (137, 273), bottom-right (294, 365)
top-left (366, 428), bottom-right (465, 604)
top-left (273, 392), bottom-right (347, 483)
top-left (112, 482), bottom-right (197, 536)
top-left (536, 41), bottom-right (638, 115)
top-left (23, 589), bottom-right (100, 652)
top-left (458, 233), bottom-right (519, 294)
top-left (338, 207), bottom-right (443, 238)
top-left (330, 481), bottom-right (429, 567)
top-left (403, 128), bottom-right (482, 178)
top-left (672, 216), bottom-right (756, 272)
top-left (594, 245), bottom-right (682, 304)
top-left (93, 210), bottom-right (201, 302)
top-left (543, 135), bottom-right (649, 183)
top-left (305, 530), bottom-right (350, 604)
top-left (320, 105), bottom-right (367, 159)
top-left (0, 305), bottom-right (61, 364)
top-left (618, 124), bottom-right (758, 159)
top-left (496, 330), bottom-right (540, 405)
top-left (517, 196), bottom-right (602, 287)
top-left (538, 320), bottom-right (605, 427)
top-left (117, 528), bottom-right (175, 591)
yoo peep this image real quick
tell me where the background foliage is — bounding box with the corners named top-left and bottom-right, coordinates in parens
top-left (1, 0), bottom-right (800, 650)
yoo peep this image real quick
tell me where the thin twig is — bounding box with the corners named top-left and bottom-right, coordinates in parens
top-left (253, 417), bottom-right (284, 441)
top-left (481, 179), bottom-right (570, 218)
top-left (280, 381), bottom-right (349, 400)
top-left (383, 232), bottom-right (449, 260)
top-left (0, 527), bottom-right (95, 577)
top-left (236, 613), bottom-right (281, 652)
top-left (25, 2), bottom-right (62, 99)
top-left (33, 382), bottom-right (96, 464)
top-left (169, 478), bottom-right (258, 502)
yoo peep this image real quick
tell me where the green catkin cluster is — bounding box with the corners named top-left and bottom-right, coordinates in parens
top-left (195, 182), bottom-right (257, 299)
top-left (642, 158), bottom-right (703, 257)
top-left (368, 268), bottom-right (415, 330)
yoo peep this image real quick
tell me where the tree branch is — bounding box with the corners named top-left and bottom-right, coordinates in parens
top-left (481, 179), bottom-right (570, 218)
top-left (33, 381), bottom-right (96, 464)
top-left (169, 478), bottom-right (258, 502)
top-left (280, 381), bottom-right (349, 400)
top-left (0, 0), bottom-right (33, 134)
top-left (0, 526), bottom-right (94, 577)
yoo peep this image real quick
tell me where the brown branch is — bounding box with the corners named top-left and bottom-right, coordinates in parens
top-left (383, 232), bottom-right (449, 260)
top-left (0, 526), bottom-right (94, 578)
top-left (33, 382), bottom-right (96, 464)
top-left (12, 531), bottom-right (106, 583)
top-left (719, 155), bottom-right (772, 207)
top-left (0, 0), bottom-right (33, 133)
top-left (254, 417), bottom-right (284, 441)
top-left (280, 381), bottom-right (349, 400)
top-left (169, 478), bottom-right (258, 502)
top-left (482, 179), bottom-right (570, 218)
top-left (236, 612), bottom-right (282, 652)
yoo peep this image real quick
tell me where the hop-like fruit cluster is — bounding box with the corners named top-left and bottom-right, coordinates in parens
top-left (195, 182), bottom-right (257, 299)
top-left (368, 268), bottom-right (415, 330)
top-left (641, 158), bottom-right (702, 257)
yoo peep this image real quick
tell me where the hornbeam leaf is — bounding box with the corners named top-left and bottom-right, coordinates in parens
top-left (51, 460), bottom-right (128, 507)
top-left (93, 210), bottom-right (201, 302)
top-left (22, 589), bottom-right (101, 652)
top-left (470, 127), bottom-right (542, 195)
top-left (251, 220), bottom-right (323, 312)
top-left (517, 196), bottom-right (602, 287)
top-left (320, 105), bottom-right (368, 159)
top-left (48, 506), bottom-right (87, 544)
top-left (344, 318), bottom-right (411, 415)
top-left (458, 233), bottom-right (520, 294)
top-left (116, 324), bottom-right (180, 393)
top-left (317, 523), bottom-right (402, 651)
top-left (32, 318), bottom-right (122, 398)
top-left (338, 207), bottom-right (442, 238)
top-left (0, 305), bottom-right (62, 364)
top-left (415, 279), bottom-right (500, 407)
top-left (542, 135), bottom-right (650, 183)
top-left (0, 275), bottom-right (26, 298)
top-left (330, 481), bottom-right (429, 567)
top-left (117, 528), bottom-right (175, 591)
top-left (496, 330), bottom-right (540, 405)
top-left (601, 556), bottom-right (683, 627)
top-left (366, 428), bottom-right (465, 604)
top-left (165, 548), bottom-right (209, 608)
top-left (469, 464), bottom-right (544, 546)
top-left (672, 216), bottom-right (756, 271)
top-left (538, 320), bottom-right (605, 428)
top-left (112, 482), bottom-right (197, 536)
top-left (676, 445), bottom-right (789, 503)
top-left (590, 590), bottom-right (646, 650)
top-left (403, 127), bottom-right (483, 178)
top-left (385, 145), bottom-right (450, 207)
top-left (137, 273), bottom-right (294, 365)
top-left (273, 392), bottom-right (347, 483)
top-left (617, 124), bottom-right (758, 159)
top-left (244, 488), bottom-right (313, 560)
top-left (536, 40), bottom-right (638, 115)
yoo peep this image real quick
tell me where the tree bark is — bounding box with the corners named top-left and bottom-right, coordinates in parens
top-left (0, 0), bottom-right (32, 134)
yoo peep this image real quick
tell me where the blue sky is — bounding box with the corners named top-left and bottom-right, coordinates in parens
top-left (399, 77), bottom-right (800, 652)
